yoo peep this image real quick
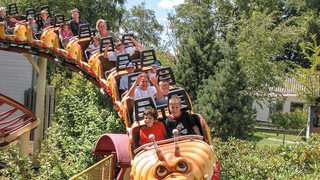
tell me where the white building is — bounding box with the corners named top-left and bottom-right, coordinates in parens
top-left (253, 78), bottom-right (308, 122)
top-left (0, 50), bottom-right (34, 104)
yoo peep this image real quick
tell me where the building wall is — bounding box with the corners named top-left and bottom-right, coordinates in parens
top-left (0, 51), bottom-right (34, 104)
top-left (253, 95), bottom-right (307, 122)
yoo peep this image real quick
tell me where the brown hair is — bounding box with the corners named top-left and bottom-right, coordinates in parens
top-left (169, 96), bottom-right (181, 106)
top-left (143, 108), bottom-right (158, 120)
top-left (71, 8), bottom-right (79, 13)
top-left (159, 80), bottom-right (169, 87)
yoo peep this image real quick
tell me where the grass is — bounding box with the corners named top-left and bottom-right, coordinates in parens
top-left (249, 132), bottom-right (305, 148)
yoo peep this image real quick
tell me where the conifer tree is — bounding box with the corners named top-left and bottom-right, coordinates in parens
top-left (168, 0), bottom-right (223, 100)
top-left (195, 35), bottom-right (256, 140)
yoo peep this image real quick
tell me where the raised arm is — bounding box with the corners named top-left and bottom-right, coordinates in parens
top-left (129, 36), bottom-right (143, 50)
top-left (127, 73), bottom-right (143, 98)
top-left (151, 76), bottom-right (163, 99)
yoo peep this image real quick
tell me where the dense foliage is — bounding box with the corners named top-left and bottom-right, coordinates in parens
top-left (34, 72), bottom-right (124, 179)
top-left (215, 134), bottom-right (320, 179)
top-left (120, 2), bottom-right (164, 48)
top-left (168, 0), bottom-right (320, 140)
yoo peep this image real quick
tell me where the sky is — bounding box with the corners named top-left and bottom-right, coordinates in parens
top-left (125, 0), bottom-right (185, 27)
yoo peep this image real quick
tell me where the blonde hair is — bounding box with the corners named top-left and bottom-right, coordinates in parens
top-left (40, 9), bottom-right (48, 14)
top-left (0, 7), bottom-right (6, 12)
top-left (96, 19), bottom-right (106, 31)
top-left (169, 96), bottom-right (181, 106)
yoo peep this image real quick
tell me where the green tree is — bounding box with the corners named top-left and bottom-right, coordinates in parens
top-left (293, 35), bottom-right (320, 105)
top-left (36, 72), bottom-right (124, 179)
top-left (270, 108), bottom-right (307, 144)
top-left (168, 0), bottom-right (223, 100)
top-left (121, 2), bottom-right (164, 48)
top-left (195, 34), bottom-right (256, 140)
top-left (236, 11), bottom-right (300, 99)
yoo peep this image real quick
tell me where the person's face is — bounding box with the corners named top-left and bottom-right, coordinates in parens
top-left (144, 114), bottom-right (155, 128)
top-left (169, 103), bottom-right (181, 118)
top-left (152, 66), bottom-right (157, 73)
top-left (93, 39), bottom-right (99, 46)
top-left (0, 10), bottom-right (6, 18)
top-left (41, 13), bottom-right (48, 19)
top-left (63, 25), bottom-right (70, 30)
top-left (126, 67), bottom-right (134, 74)
top-left (28, 18), bottom-right (34, 23)
top-left (116, 44), bottom-right (124, 52)
top-left (98, 22), bottom-right (107, 31)
top-left (71, 11), bottom-right (79, 19)
top-left (139, 76), bottom-right (150, 90)
top-left (160, 84), bottom-right (169, 95)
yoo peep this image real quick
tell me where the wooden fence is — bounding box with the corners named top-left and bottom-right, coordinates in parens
top-left (24, 87), bottom-right (55, 140)
top-left (254, 120), bottom-right (306, 136)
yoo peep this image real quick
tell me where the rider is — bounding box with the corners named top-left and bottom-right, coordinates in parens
top-left (69, 8), bottom-right (86, 36)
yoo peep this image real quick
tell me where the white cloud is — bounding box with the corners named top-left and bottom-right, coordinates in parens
top-left (158, 0), bottom-right (185, 9)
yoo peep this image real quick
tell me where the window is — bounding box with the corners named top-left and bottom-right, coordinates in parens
top-left (290, 102), bottom-right (304, 112)
top-left (269, 100), bottom-right (284, 114)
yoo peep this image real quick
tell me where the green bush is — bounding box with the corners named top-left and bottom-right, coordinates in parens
top-left (270, 108), bottom-right (307, 130)
top-left (0, 146), bottom-right (35, 179)
top-left (214, 134), bottom-right (320, 179)
top-left (35, 72), bottom-right (125, 179)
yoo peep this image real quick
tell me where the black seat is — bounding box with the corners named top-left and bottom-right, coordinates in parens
top-left (156, 66), bottom-right (176, 86)
top-left (8, 3), bottom-right (18, 17)
top-left (99, 36), bottom-right (114, 54)
top-left (121, 33), bottom-right (135, 48)
top-left (127, 72), bottom-right (142, 90)
top-left (53, 14), bottom-right (65, 28)
top-left (40, 5), bottom-right (51, 17)
top-left (140, 49), bottom-right (157, 68)
top-left (133, 97), bottom-right (156, 121)
top-left (191, 114), bottom-right (204, 136)
top-left (116, 54), bottom-right (131, 72)
top-left (167, 88), bottom-right (192, 111)
top-left (25, 8), bottom-right (36, 20)
top-left (78, 23), bottom-right (91, 39)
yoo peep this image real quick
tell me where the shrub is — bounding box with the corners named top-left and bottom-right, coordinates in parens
top-left (214, 134), bottom-right (320, 179)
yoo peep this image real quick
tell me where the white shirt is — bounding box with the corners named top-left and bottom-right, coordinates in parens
top-left (119, 74), bottom-right (128, 90)
top-left (108, 46), bottom-right (136, 61)
top-left (134, 86), bottom-right (157, 99)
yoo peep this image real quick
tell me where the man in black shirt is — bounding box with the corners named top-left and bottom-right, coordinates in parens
top-left (69, 8), bottom-right (86, 36)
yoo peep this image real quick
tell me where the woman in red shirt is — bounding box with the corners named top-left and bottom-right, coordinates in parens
top-left (139, 108), bottom-right (167, 146)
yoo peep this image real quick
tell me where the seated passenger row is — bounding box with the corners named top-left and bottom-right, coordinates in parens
top-left (138, 96), bottom-right (201, 147)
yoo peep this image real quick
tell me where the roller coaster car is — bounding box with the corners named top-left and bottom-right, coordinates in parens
top-left (130, 89), bottom-right (219, 179)
top-left (93, 88), bottom-right (220, 179)
top-left (37, 13), bottom-right (65, 50)
top-left (118, 66), bottom-right (176, 126)
top-left (131, 135), bottom-right (218, 179)
top-left (64, 23), bottom-right (91, 64)
top-left (7, 3), bottom-right (25, 26)
top-left (106, 48), bottom-right (158, 100)
top-left (86, 36), bottom-right (115, 79)
top-left (0, 25), bottom-right (8, 40)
